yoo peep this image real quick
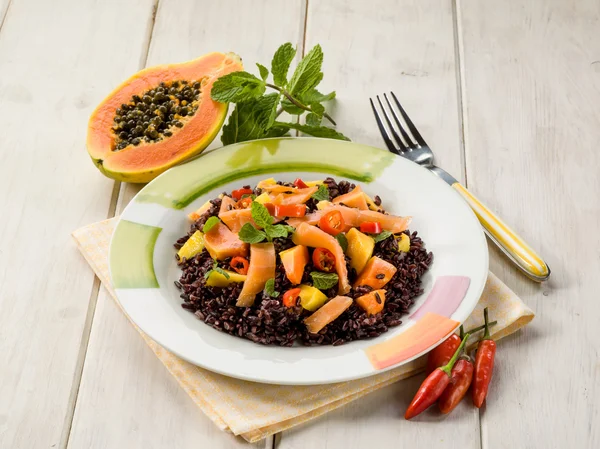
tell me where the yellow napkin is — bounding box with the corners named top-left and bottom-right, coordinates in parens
top-left (72, 217), bottom-right (534, 443)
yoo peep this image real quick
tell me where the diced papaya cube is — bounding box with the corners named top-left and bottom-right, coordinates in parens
top-left (177, 231), bottom-right (205, 261)
top-left (279, 245), bottom-right (309, 285)
top-left (353, 256), bottom-right (397, 289)
top-left (298, 285), bottom-right (328, 311)
top-left (356, 289), bottom-right (386, 316)
top-left (304, 295), bottom-right (353, 333)
top-left (205, 269), bottom-right (247, 287)
top-left (346, 228), bottom-right (374, 274)
top-left (204, 222), bottom-right (248, 260)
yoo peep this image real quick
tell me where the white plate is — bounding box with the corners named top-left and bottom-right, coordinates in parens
top-left (109, 137), bottom-right (488, 385)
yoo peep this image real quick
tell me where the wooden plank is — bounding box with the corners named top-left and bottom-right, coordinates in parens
top-left (457, 0), bottom-right (600, 448)
top-left (279, 1), bottom-right (477, 447)
top-left (67, 1), bottom-right (306, 448)
top-left (0, 0), bottom-right (156, 448)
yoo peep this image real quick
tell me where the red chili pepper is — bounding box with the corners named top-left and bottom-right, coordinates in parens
top-left (360, 221), bottom-right (382, 234)
top-left (232, 188), bottom-right (253, 200)
top-left (405, 332), bottom-right (471, 420)
top-left (274, 204), bottom-right (307, 218)
top-left (473, 307), bottom-right (496, 408)
top-left (318, 210), bottom-right (345, 235)
top-left (438, 327), bottom-right (474, 414)
top-left (294, 178), bottom-right (309, 189)
top-left (426, 334), bottom-right (461, 374)
top-left (236, 197), bottom-right (253, 209)
top-left (282, 287), bottom-right (301, 307)
top-left (230, 256), bottom-right (249, 275)
top-left (312, 248), bottom-right (336, 272)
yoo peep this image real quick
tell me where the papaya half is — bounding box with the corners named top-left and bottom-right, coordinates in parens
top-left (87, 52), bottom-right (243, 183)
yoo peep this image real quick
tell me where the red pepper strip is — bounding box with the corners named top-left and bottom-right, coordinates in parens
top-left (232, 188), bottom-right (253, 200)
top-left (236, 197), bottom-right (253, 209)
top-left (405, 332), bottom-right (471, 420)
top-left (274, 204), bottom-right (307, 218)
top-left (426, 334), bottom-right (461, 375)
top-left (360, 221), bottom-right (382, 234)
top-left (294, 178), bottom-right (309, 189)
top-left (473, 307), bottom-right (496, 408)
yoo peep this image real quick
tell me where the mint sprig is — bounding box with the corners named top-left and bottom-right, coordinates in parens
top-left (310, 271), bottom-right (339, 290)
top-left (204, 259), bottom-right (231, 280)
top-left (371, 230), bottom-right (393, 243)
top-left (238, 201), bottom-right (296, 243)
top-left (211, 43), bottom-right (347, 145)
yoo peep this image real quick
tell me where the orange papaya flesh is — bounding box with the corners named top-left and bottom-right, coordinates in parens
top-left (87, 52), bottom-right (243, 183)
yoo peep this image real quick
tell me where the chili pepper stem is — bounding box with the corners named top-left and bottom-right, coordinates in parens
top-left (459, 325), bottom-right (465, 340)
top-left (440, 333), bottom-right (471, 376)
top-left (483, 307), bottom-right (491, 339)
top-left (465, 320), bottom-right (497, 335)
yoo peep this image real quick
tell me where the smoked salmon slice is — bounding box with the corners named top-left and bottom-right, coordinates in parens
top-left (332, 185), bottom-right (369, 210)
top-left (236, 242), bottom-right (276, 307)
top-left (204, 222), bottom-right (249, 260)
top-left (304, 295), bottom-right (353, 333)
top-left (272, 186), bottom-right (318, 206)
top-left (287, 205), bottom-right (411, 234)
top-left (291, 222), bottom-right (351, 294)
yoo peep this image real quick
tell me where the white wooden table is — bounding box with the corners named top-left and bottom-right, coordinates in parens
top-left (1, 0), bottom-right (599, 447)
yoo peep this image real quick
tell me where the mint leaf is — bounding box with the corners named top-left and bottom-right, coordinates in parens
top-left (264, 224), bottom-right (290, 240)
top-left (371, 230), bottom-right (393, 243)
top-left (271, 43), bottom-right (296, 87)
top-left (238, 223), bottom-right (267, 243)
top-left (264, 278), bottom-right (279, 297)
top-left (221, 94), bottom-right (280, 145)
top-left (289, 44), bottom-right (324, 95)
top-left (211, 71), bottom-right (266, 103)
top-left (251, 201), bottom-right (274, 228)
top-left (256, 63), bottom-right (269, 81)
top-left (311, 184), bottom-right (330, 201)
top-left (264, 124), bottom-right (291, 138)
top-left (202, 216), bottom-right (220, 233)
top-left (305, 112), bottom-right (321, 126)
top-left (280, 97), bottom-right (305, 115)
top-left (309, 102), bottom-right (325, 119)
top-left (310, 271), bottom-right (339, 290)
top-left (335, 233), bottom-right (348, 252)
top-left (275, 122), bottom-right (350, 141)
top-left (205, 260), bottom-right (230, 280)
top-left (302, 89), bottom-right (336, 103)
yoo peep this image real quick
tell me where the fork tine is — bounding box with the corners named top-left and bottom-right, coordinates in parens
top-left (383, 93), bottom-right (415, 148)
top-left (375, 96), bottom-right (407, 152)
top-left (369, 98), bottom-right (400, 155)
top-left (389, 92), bottom-right (427, 146)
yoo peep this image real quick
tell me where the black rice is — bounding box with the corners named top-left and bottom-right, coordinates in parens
top-left (174, 178), bottom-right (433, 346)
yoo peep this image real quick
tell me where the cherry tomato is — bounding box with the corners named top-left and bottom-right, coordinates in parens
top-left (294, 178), bottom-right (309, 189)
top-left (230, 256), bottom-right (249, 275)
top-left (360, 221), bottom-right (382, 234)
top-left (274, 204), bottom-right (307, 217)
top-left (236, 197), bottom-right (253, 209)
top-left (231, 188), bottom-right (253, 200)
top-left (264, 203), bottom-right (276, 215)
top-left (318, 210), bottom-right (345, 236)
top-left (312, 248), bottom-right (336, 273)
top-left (283, 287), bottom-right (302, 307)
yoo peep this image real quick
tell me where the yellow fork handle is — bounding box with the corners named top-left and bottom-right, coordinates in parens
top-left (452, 183), bottom-right (550, 281)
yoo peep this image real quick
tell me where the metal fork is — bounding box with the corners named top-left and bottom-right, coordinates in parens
top-left (370, 92), bottom-right (550, 282)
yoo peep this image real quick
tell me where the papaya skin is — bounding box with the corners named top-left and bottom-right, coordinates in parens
top-left (87, 52), bottom-right (243, 183)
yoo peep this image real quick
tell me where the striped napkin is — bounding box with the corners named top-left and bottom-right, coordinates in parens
top-left (72, 217), bottom-right (534, 443)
